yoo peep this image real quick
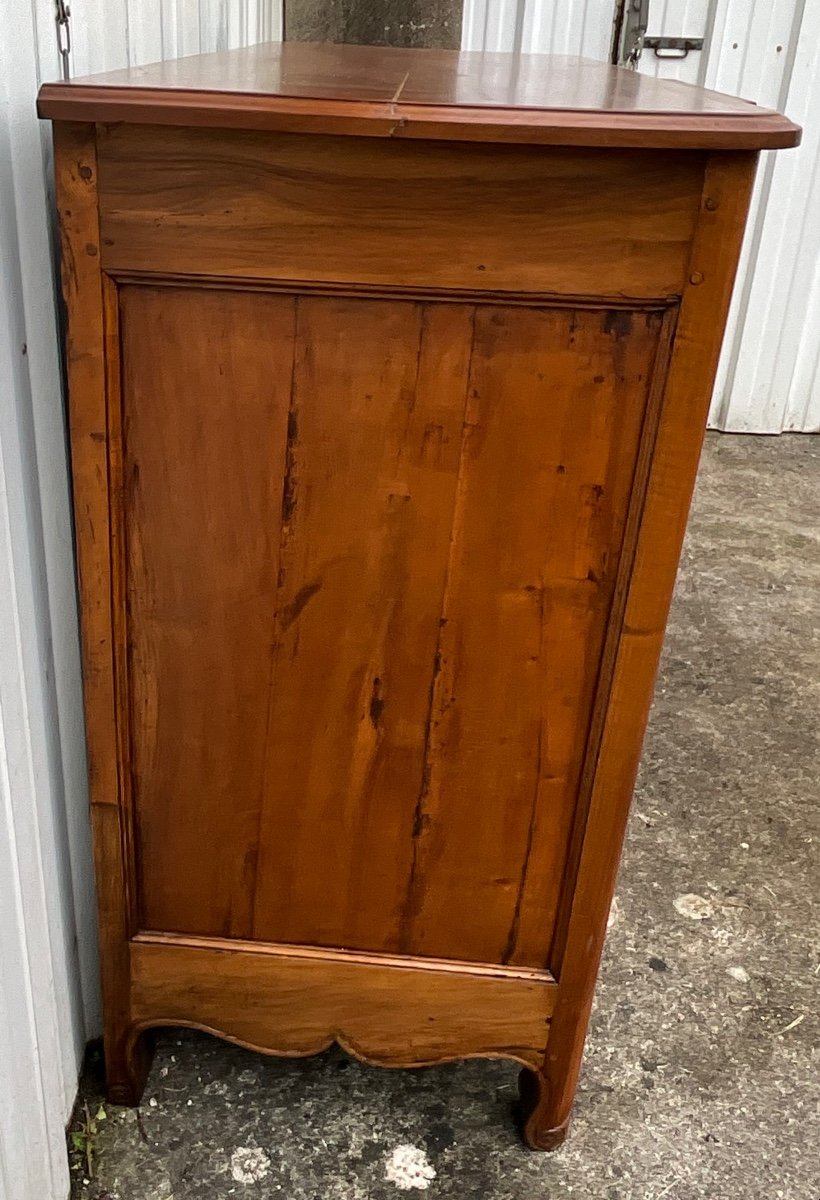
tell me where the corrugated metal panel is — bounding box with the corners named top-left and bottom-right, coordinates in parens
top-left (70, 0), bottom-right (283, 75)
top-left (703, 0), bottom-right (820, 431)
top-left (462, 0), bottom-right (612, 56)
top-left (462, 0), bottom-right (819, 431)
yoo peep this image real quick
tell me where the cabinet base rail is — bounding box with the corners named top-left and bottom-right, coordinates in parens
top-left (104, 934), bottom-right (565, 1148)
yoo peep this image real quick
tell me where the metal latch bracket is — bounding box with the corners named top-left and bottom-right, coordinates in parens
top-left (643, 36), bottom-right (704, 59)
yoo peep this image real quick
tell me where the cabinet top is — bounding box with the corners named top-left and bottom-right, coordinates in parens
top-left (37, 41), bottom-right (800, 150)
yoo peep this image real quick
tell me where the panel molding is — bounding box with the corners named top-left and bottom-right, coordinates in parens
top-left (106, 269), bottom-right (680, 311)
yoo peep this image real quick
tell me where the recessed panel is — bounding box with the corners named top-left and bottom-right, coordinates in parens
top-left (121, 285), bottom-right (667, 967)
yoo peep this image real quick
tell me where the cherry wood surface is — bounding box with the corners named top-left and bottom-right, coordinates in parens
top-left (38, 42), bottom-right (800, 147)
top-left (391, 304), bottom-right (668, 968)
top-left (97, 126), bottom-right (704, 298)
top-left (130, 935), bottom-right (556, 1072)
top-left (43, 44), bottom-right (797, 1149)
top-left (121, 286), bottom-right (293, 938)
top-left (121, 285), bottom-right (667, 962)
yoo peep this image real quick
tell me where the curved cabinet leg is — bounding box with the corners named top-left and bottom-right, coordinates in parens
top-left (518, 1068), bottom-right (571, 1151)
top-left (105, 1026), bottom-right (154, 1106)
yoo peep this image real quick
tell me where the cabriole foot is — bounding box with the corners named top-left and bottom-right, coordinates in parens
top-left (518, 1067), bottom-right (572, 1151)
top-left (105, 1028), bottom-right (154, 1106)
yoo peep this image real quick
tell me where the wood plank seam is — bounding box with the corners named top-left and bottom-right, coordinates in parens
top-left (247, 296), bottom-right (300, 936)
top-left (398, 305), bottom-right (479, 953)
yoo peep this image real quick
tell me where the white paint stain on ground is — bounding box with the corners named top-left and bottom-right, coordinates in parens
top-left (384, 1144), bottom-right (436, 1191)
top-left (673, 893), bottom-right (714, 920)
top-left (230, 1146), bottom-right (271, 1184)
top-left (727, 965), bottom-right (750, 983)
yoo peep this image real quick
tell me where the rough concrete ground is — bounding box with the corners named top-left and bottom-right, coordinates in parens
top-left (70, 434), bottom-right (819, 1200)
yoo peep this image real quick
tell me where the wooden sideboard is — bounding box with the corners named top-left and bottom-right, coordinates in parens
top-left (38, 43), bottom-right (798, 1149)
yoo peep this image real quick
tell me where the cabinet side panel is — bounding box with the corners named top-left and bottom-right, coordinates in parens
top-left (120, 285), bottom-right (294, 937)
top-left (402, 306), bottom-right (666, 967)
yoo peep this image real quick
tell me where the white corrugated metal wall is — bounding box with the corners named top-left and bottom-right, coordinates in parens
top-left (463, 0), bottom-right (820, 432)
top-left (1, 2), bottom-right (95, 1197)
top-left (68, 0), bottom-right (282, 76)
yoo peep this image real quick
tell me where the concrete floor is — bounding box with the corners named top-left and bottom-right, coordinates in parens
top-left (70, 434), bottom-right (820, 1200)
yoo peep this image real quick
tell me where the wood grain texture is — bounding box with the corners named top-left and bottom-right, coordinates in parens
top-left (129, 935), bottom-right (555, 1070)
top-left (547, 306), bottom-right (678, 974)
top-left (97, 125), bottom-right (704, 298)
top-left (120, 286), bottom-right (293, 937)
top-left (53, 123), bottom-right (152, 1101)
top-left (521, 151), bottom-right (760, 1150)
top-left (250, 298), bottom-right (474, 951)
top-left (119, 287), bottom-right (668, 966)
top-left (402, 305), bottom-right (667, 967)
top-left (36, 43), bottom-right (801, 148)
